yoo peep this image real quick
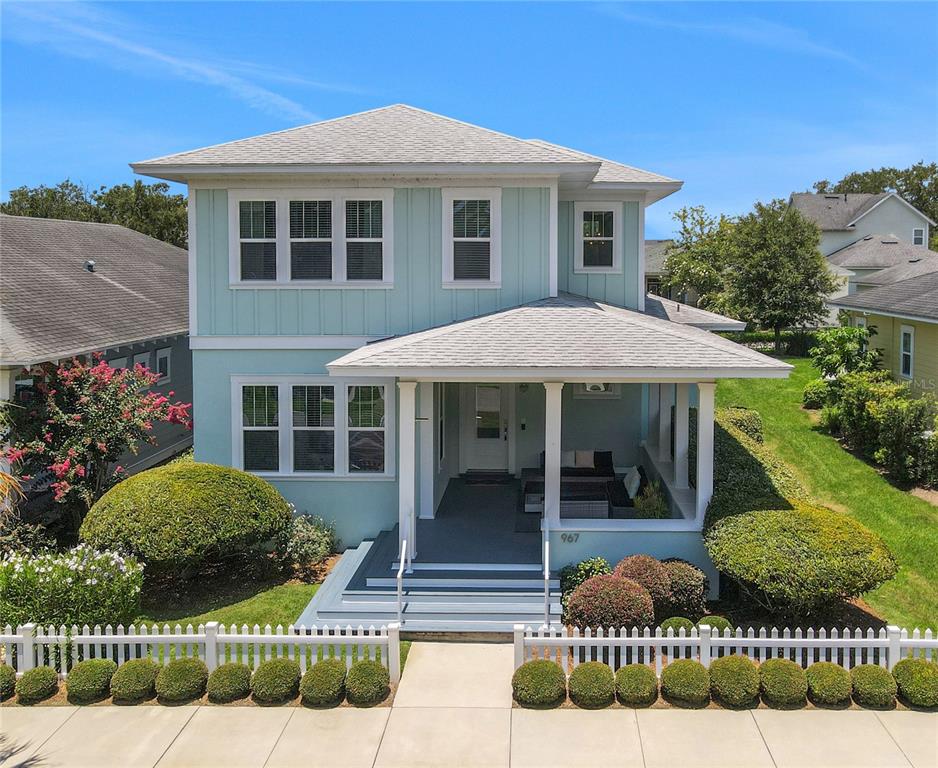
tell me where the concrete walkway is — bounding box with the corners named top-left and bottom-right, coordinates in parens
top-left (1, 642), bottom-right (936, 768)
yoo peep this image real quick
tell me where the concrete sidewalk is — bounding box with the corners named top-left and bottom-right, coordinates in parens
top-left (1, 642), bottom-right (936, 768)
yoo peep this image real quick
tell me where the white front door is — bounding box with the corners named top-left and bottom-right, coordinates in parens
top-left (461, 383), bottom-right (509, 471)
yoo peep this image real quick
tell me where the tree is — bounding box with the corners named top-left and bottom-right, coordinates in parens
top-left (726, 200), bottom-right (837, 352)
top-left (1, 179), bottom-right (187, 248)
top-left (3, 356), bottom-right (191, 531)
top-left (808, 325), bottom-right (881, 378)
top-left (813, 162), bottom-right (938, 249)
top-left (662, 206), bottom-right (737, 311)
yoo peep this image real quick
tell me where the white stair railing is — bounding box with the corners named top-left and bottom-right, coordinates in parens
top-left (397, 538), bottom-right (407, 626)
top-left (543, 528), bottom-right (551, 628)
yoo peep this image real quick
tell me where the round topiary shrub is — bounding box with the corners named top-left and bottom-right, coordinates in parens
top-left (613, 555), bottom-right (671, 616)
top-left (156, 658), bottom-right (208, 703)
top-left (110, 659), bottom-right (160, 702)
top-left (0, 664), bottom-right (15, 700)
top-left (661, 660), bottom-right (710, 707)
top-left (615, 664), bottom-right (658, 707)
top-left (81, 463), bottom-right (292, 574)
top-left (851, 664), bottom-right (897, 708)
top-left (300, 659), bottom-right (347, 707)
top-left (66, 659), bottom-right (117, 704)
top-left (709, 654), bottom-right (759, 707)
top-left (251, 658), bottom-right (301, 704)
top-left (892, 658), bottom-right (938, 708)
top-left (806, 662), bottom-right (852, 707)
top-left (566, 575), bottom-right (655, 630)
top-left (697, 615), bottom-right (733, 634)
top-left (512, 660), bottom-right (566, 708)
top-left (760, 658), bottom-right (807, 708)
top-left (802, 379), bottom-right (829, 410)
top-left (658, 617), bottom-right (695, 635)
top-left (568, 662), bottom-right (615, 709)
top-left (662, 559), bottom-right (708, 619)
top-left (346, 660), bottom-right (390, 707)
top-left (207, 663), bottom-right (251, 703)
top-left (16, 666), bottom-right (59, 704)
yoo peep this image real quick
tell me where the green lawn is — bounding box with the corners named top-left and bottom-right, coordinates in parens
top-left (718, 357), bottom-right (938, 629)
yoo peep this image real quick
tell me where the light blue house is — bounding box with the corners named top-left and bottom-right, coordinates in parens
top-left (134, 105), bottom-right (789, 630)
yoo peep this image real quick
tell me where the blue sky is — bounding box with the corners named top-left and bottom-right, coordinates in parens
top-left (2, 2), bottom-right (936, 237)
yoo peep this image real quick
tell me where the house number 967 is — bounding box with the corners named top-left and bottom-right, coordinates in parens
top-left (560, 533), bottom-right (580, 543)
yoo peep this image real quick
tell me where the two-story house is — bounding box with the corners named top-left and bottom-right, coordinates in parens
top-left (133, 105), bottom-right (788, 630)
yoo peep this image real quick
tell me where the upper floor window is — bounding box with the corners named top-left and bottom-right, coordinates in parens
top-left (239, 201), bottom-right (277, 280)
top-left (345, 200), bottom-right (384, 281)
top-left (913, 228), bottom-right (925, 246)
top-left (442, 188), bottom-right (501, 287)
top-left (574, 202), bottom-right (621, 273)
top-left (289, 200), bottom-right (332, 280)
top-left (900, 325), bottom-right (914, 379)
top-left (155, 348), bottom-right (172, 384)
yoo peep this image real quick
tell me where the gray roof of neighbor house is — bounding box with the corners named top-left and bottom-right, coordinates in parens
top-left (854, 253), bottom-right (938, 287)
top-left (642, 294), bottom-right (745, 331)
top-left (828, 234), bottom-right (936, 270)
top-left (644, 239), bottom-right (674, 274)
top-left (830, 272), bottom-right (938, 323)
top-left (790, 192), bottom-right (934, 230)
top-left (328, 293), bottom-right (787, 379)
top-left (0, 215), bottom-right (188, 365)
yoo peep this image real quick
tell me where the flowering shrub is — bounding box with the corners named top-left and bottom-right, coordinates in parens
top-left (278, 514), bottom-right (338, 569)
top-left (0, 544), bottom-right (142, 627)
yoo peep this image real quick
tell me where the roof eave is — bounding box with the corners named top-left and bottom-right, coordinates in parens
top-left (846, 192), bottom-right (937, 228)
top-left (324, 364), bottom-right (792, 381)
top-left (826, 302), bottom-right (937, 325)
top-left (0, 328), bottom-right (189, 369)
top-left (587, 180), bottom-right (683, 204)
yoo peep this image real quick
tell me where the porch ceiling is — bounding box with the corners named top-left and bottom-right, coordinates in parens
top-left (327, 293), bottom-right (791, 381)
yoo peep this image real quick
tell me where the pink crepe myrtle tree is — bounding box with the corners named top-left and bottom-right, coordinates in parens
top-left (3, 354), bottom-right (191, 529)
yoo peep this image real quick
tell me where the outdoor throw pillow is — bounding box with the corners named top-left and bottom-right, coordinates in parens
top-left (575, 450), bottom-right (595, 468)
top-left (562, 450), bottom-right (577, 467)
top-left (625, 467), bottom-right (641, 498)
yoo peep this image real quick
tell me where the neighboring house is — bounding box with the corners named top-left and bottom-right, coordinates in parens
top-left (0, 215), bottom-right (193, 476)
top-left (827, 234), bottom-right (938, 295)
top-left (133, 104), bottom-right (788, 630)
top-left (643, 238), bottom-right (700, 306)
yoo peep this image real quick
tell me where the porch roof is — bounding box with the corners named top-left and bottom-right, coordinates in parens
top-left (327, 294), bottom-right (791, 381)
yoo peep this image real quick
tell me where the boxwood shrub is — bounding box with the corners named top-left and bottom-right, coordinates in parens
top-left (0, 663), bottom-right (15, 700)
top-left (568, 662), bottom-right (615, 709)
top-left (709, 654), bottom-right (759, 707)
top-left (720, 406), bottom-right (764, 443)
top-left (81, 462), bottom-right (292, 574)
top-left (613, 555), bottom-right (671, 616)
top-left (806, 662), bottom-right (851, 707)
top-left (697, 615), bottom-right (733, 634)
top-left (802, 379), bottom-right (830, 410)
top-left (892, 658), bottom-right (938, 708)
top-left (207, 662), bottom-right (251, 703)
top-left (615, 664), bottom-right (658, 707)
top-left (565, 575), bottom-right (654, 630)
top-left (300, 659), bottom-right (347, 707)
top-left (660, 659), bottom-right (710, 708)
top-left (346, 660), bottom-right (390, 707)
top-left (658, 617), bottom-right (695, 635)
top-left (850, 664), bottom-right (897, 708)
top-left (251, 658), bottom-right (301, 704)
top-left (155, 658), bottom-right (208, 703)
top-left (512, 660), bottom-right (566, 708)
top-left (66, 659), bottom-right (117, 704)
top-left (661, 559), bottom-right (708, 619)
top-left (759, 658), bottom-right (807, 707)
top-left (110, 659), bottom-right (160, 702)
top-left (16, 666), bottom-right (58, 704)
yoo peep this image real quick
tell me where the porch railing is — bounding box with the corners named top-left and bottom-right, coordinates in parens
top-left (542, 525), bottom-right (551, 628)
top-left (396, 539), bottom-right (407, 626)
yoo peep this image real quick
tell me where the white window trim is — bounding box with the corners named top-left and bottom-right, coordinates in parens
top-left (132, 352), bottom-right (150, 370)
top-left (155, 347), bottom-right (172, 384)
top-left (108, 357), bottom-right (127, 369)
top-left (900, 325), bottom-right (914, 380)
top-left (912, 227), bottom-right (925, 246)
top-left (572, 382), bottom-right (621, 399)
top-left (227, 189), bottom-right (394, 288)
top-left (230, 374), bottom-right (396, 479)
top-left (573, 202), bottom-right (622, 274)
top-left (441, 187), bottom-right (502, 288)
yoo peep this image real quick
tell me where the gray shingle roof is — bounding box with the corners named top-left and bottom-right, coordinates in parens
top-left (644, 239), bottom-right (674, 273)
top-left (0, 215), bottom-right (188, 364)
top-left (790, 192), bottom-right (888, 231)
top-left (328, 293), bottom-right (788, 378)
top-left (855, 253), bottom-right (938, 286)
top-left (828, 234), bottom-right (936, 269)
top-left (830, 272), bottom-right (938, 322)
top-left (523, 139), bottom-right (678, 183)
top-left (642, 294), bottom-right (745, 331)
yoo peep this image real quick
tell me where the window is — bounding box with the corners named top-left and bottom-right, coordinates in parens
top-left (647, 278), bottom-right (662, 296)
top-left (900, 325), bottom-right (914, 379)
top-left (242, 385), bottom-right (280, 471)
top-left (239, 201), bottom-right (277, 280)
top-left (292, 385), bottom-right (335, 472)
top-left (442, 188), bottom-right (501, 286)
top-left (913, 228), bottom-right (925, 246)
top-left (290, 201), bottom-right (332, 280)
top-left (155, 348), bottom-right (171, 384)
top-left (345, 200), bottom-right (384, 280)
top-left (573, 382), bottom-right (621, 399)
top-left (133, 352), bottom-right (150, 370)
top-left (574, 203), bottom-right (621, 273)
top-left (348, 385), bottom-right (386, 472)
top-left (108, 357), bottom-right (127, 369)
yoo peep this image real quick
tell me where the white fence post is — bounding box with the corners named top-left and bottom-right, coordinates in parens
top-left (698, 624), bottom-right (711, 668)
top-left (513, 624), bottom-right (525, 669)
top-left (886, 625), bottom-right (902, 670)
top-left (204, 622), bottom-right (219, 672)
top-left (19, 623), bottom-right (36, 673)
top-left (387, 622), bottom-right (401, 684)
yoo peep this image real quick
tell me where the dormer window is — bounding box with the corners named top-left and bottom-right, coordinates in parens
top-left (574, 202), bottom-right (621, 273)
top-left (913, 228), bottom-right (925, 246)
top-left (442, 188), bottom-right (502, 287)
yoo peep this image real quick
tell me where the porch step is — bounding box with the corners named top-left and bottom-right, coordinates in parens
top-left (389, 561), bottom-right (542, 572)
top-left (367, 573), bottom-right (560, 590)
top-left (342, 589), bottom-right (560, 603)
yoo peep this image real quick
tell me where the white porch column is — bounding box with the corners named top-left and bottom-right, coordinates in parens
top-left (647, 383), bottom-right (660, 448)
top-left (544, 382), bottom-right (564, 528)
top-left (417, 382), bottom-right (434, 519)
top-left (673, 383), bottom-right (690, 489)
top-left (398, 381), bottom-right (417, 565)
top-left (695, 382), bottom-right (716, 520)
top-left (658, 383), bottom-right (673, 462)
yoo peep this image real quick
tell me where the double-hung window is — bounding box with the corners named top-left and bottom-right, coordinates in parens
top-left (292, 385), bottom-right (335, 472)
top-left (242, 385), bottom-right (280, 471)
top-left (345, 200), bottom-right (384, 280)
top-left (913, 228), bottom-right (925, 246)
top-left (900, 325), bottom-right (914, 379)
top-left (347, 385), bottom-right (386, 473)
top-left (289, 201), bottom-right (332, 280)
top-left (574, 202), bottom-right (621, 273)
top-left (442, 188), bottom-right (501, 286)
top-left (239, 201), bottom-right (277, 280)
top-left (155, 348), bottom-right (171, 384)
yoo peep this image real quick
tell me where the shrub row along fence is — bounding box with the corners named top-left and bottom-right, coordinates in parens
top-left (1, 622), bottom-right (401, 683)
top-left (514, 624), bottom-right (937, 677)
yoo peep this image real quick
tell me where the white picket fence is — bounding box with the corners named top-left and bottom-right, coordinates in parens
top-left (1, 621), bottom-right (401, 683)
top-left (513, 624), bottom-right (937, 677)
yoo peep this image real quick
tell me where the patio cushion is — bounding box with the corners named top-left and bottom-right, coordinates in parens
top-left (625, 466), bottom-right (641, 498)
top-left (575, 450), bottom-right (595, 468)
top-left (537, 450), bottom-right (615, 477)
top-left (562, 450), bottom-right (576, 467)
top-left (606, 479), bottom-right (634, 508)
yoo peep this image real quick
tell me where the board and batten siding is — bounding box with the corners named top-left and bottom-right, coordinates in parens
top-left (850, 311), bottom-right (938, 397)
top-left (195, 187), bottom-right (551, 337)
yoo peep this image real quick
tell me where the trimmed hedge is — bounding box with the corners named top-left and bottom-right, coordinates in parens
top-left (559, 557), bottom-right (612, 621)
top-left (81, 462), bottom-right (292, 573)
top-left (802, 379), bottom-right (829, 410)
top-left (512, 660), bottom-right (566, 708)
top-left (208, 663), bottom-right (251, 703)
top-left (0, 663), bottom-right (15, 700)
top-left (697, 615), bottom-right (733, 634)
top-left (892, 658), bottom-right (938, 708)
top-left (346, 660), bottom-right (390, 707)
top-left (156, 658), bottom-right (208, 703)
top-left (660, 660), bottom-right (710, 708)
top-left (850, 664), bottom-right (896, 708)
top-left (709, 654), bottom-right (759, 707)
top-left (16, 666), bottom-right (58, 704)
top-left (301, 659), bottom-right (347, 707)
top-left (659, 617), bottom-right (695, 634)
top-left (613, 555), bottom-right (671, 616)
top-left (251, 658), bottom-right (301, 704)
top-left (110, 659), bottom-right (160, 702)
top-left (720, 406), bottom-right (764, 443)
top-left (806, 662), bottom-right (851, 706)
top-left (662, 559), bottom-right (708, 620)
top-left (568, 662), bottom-right (615, 709)
top-left (615, 664), bottom-right (658, 707)
top-left (760, 658), bottom-right (807, 707)
top-left (566, 575), bottom-right (655, 630)
top-left (66, 659), bottom-right (117, 704)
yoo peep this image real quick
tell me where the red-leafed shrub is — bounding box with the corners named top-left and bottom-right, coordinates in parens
top-left (613, 555), bottom-right (671, 617)
top-left (565, 575), bottom-right (654, 630)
